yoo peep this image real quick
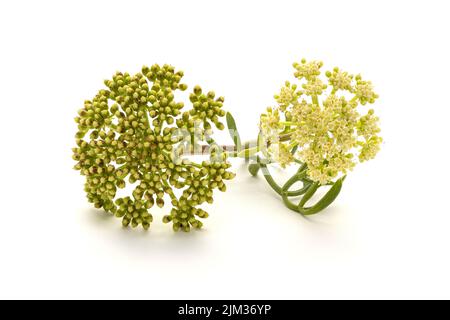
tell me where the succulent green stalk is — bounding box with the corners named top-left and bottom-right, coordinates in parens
top-left (72, 64), bottom-right (235, 231)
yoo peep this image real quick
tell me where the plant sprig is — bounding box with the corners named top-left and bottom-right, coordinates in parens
top-left (73, 59), bottom-right (382, 229)
top-left (224, 59), bottom-right (382, 215)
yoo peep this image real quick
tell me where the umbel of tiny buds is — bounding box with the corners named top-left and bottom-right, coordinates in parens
top-left (73, 64), bottom-right (235, 231)
top-left (225, 59), bottom-right (382, 215)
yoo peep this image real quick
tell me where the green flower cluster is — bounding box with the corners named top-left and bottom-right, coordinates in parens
top-left (189, 86), bottom-right (226, 130)
top-left (73, 64), bottom-right (235, 231)
top-left (163, 155), bottom-right (233, 232)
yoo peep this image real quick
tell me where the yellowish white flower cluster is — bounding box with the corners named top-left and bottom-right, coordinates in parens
top-left (259, 59), bottom-right (382, 185)
top-left (293, 59), bottom-right (323, 79)
top-left (326, 67), bottom-right (353, 92)
top-left (259, 107), bottom-right (282, 143)
top-left (274, 81), bottom-right (302, 111)
top-left (268, 143), bottom-right (294, 168)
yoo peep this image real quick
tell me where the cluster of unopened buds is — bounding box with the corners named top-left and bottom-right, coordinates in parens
top-left (73, 60), bottom-right (382, 231)
top-left (73, 64), bottom-right (235, 231)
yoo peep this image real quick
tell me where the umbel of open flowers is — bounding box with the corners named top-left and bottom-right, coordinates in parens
top-left (72, 64), bottom-right (235, 231)
top-left (227, 59), bottom-right (382, 215)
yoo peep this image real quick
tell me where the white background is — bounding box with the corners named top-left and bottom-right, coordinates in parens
top-left (1, 0), bottom-right (449, 299)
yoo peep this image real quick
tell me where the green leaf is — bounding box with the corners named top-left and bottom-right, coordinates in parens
top-left (298, 177), bottom-right (345, 215)
top-left (280, 176), bottom-right (345, 215)
top-left (226, 112), bottom-right (242, 150)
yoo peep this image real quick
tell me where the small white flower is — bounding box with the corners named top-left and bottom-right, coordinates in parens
top-left (326, 67), bottom-right (354, 92)
top-left (354, 75), bottom-right (378, 105)
top-left (259, 107), bottom-right (282, 143)
top-left (268, 143), bottom-right (294, 168)
top-left (274, 81), bottom-right (302, 111)
top-left (293, 59), bottom-right (323, 80)
top-left (302, 77), bottom-right (327, 97)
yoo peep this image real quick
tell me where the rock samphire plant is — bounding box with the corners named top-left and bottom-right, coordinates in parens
top-left (226, 59), bottom-right (382, 215)
top-left (72, 64), bottom-right (235, 231)
top-left (73, 59), bottom-right (382, 231)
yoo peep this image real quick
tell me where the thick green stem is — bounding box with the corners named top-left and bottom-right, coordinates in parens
top-left (281, 175), bottom-right (345, 215)
top-left (258, 159), bottom-right (311, 197)
top-left (283, 170), bottom-right (311, 196)
top-left (279, 121), bottom-right (298, 126)
top-left (312, 95), bottom-right (319, 105)
top-left (237, 146), bottom-right (258, 158)
top-left (299, 182), bottom-right (319, 207)
top-left (259, 162), bottom-right (283, 195)
top-left (281, 173), bottom-right (306, 210)
top-left (297, 177), bottom-right (345, 215)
